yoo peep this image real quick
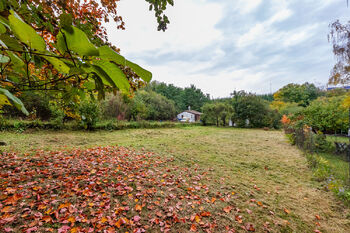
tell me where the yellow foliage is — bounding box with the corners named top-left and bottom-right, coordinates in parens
top-left (342, 95), bottom-right (350, 108)
top-left (273, 91), bottom-right (282, 100)
top-left (0, 94), bottom-right (11, 109)
top-left (270, 100), bottom-right (286, 111)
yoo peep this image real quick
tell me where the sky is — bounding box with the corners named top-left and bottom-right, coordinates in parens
top-left (105, 0), bottom-right (350, 98)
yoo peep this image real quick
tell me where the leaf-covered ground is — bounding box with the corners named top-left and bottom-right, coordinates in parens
top-left (1, 127), bottom-right (350, 232)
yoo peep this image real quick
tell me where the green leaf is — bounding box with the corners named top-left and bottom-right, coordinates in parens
top-left (0, 34), bottom-right (23, 51)
top-left (7, 51), bottom-right (25, 70)
top-left (93, 60), bottom-right (130, 92)
top-left (0, 16), bottom-right (10, 29)
top-left (8, 10), bottom-right (46, 52)
top-left (126, 60), bottom-right (152, 82)
top-left (57, 26), bottom-right (99, 56)
top-left (43, 55), bottom-right (70, 74)
top-left (69, 67), bottom-right (86, 76)
top-left (98, 45), bottom-right (152, 82)
top-left (0, 23), bottom-right (6, 34)
top-left (0, 54), bottom-right (9, 63)
top-left (0, 87), bottom-right (28, 115)
top-left (98, 46), bottom-right (125, 65)
top-left (59, 13), bottom-right (73, 31)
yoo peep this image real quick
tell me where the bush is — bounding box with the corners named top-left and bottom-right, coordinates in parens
top-left (313, 132), bottom-right (333, 153)
top-left (49, 104), bottom-right (65, 130)
top-left (3, 92), bottom-right (52, 120)
top-left (79, 101), bottom-right (100, 130)
top-left (312, 157), bottom-right (332, 181)
top-left (305, 154), bottom-right (332, 181)
top-left (130, 91), bottom-right (177, 121)
top-left (0, 115), bottom-right (9, 131)
top-left (232, 91), bottom-right (281, 128)
top-left (302, 96), bottom-right (348, 133)
top-left (100, 93), bottom-right (130, 120)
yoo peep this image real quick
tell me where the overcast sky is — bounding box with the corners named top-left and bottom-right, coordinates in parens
top-left (105, 0), bottom-right (350, 98)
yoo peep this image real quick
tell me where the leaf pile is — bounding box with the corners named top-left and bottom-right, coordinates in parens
top-left (0, 146), bottom-right (312, 232)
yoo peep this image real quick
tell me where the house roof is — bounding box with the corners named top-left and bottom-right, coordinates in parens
top-left (184, 110), bottom-right (203, 115)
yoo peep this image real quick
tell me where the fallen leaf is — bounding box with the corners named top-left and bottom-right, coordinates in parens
top-left (200, 211), bottom-right (211, 217)
top-left (135, 204), bottom-right (142, 211)
top-left (190, 223), bottom-right (197, 232)
top-left (223, 206), bottom-right (233, 213)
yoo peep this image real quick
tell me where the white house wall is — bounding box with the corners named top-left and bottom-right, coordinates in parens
top-left (177, 112), bottom-right (196, 122)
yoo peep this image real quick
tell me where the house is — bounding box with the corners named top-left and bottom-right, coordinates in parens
top-left (177, 107), bottom-right (202, 123)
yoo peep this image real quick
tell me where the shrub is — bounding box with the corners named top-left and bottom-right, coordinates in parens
top-left (232, 91), bottom-right (281, 128)
top-left (302, 96), bottom-right (348, 133)
top-left (79, 101), bottom-right (100, 130)
top-left (49, 104), bottom-right (65, 130)
top-left (312, 157), bottom-right (332, 181)
top-left (313, 132), bottom-right (333, 153)
top-left (100, 93), bottom-right (130, 120)
top-left (0, 115), bottom-right (9, 131)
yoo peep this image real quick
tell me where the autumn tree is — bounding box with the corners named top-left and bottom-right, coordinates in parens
top-left (0, 0), bottom-right (174, 114)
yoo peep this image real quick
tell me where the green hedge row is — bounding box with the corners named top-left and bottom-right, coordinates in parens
top-left (0, 118), bottom-right (201, 132)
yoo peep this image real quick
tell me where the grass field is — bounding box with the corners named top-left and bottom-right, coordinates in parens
top-left (1, 127), bottom-right (350, 232)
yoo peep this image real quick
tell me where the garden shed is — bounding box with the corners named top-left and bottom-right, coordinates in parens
top-left (177, 107), bottom-right (202, 123)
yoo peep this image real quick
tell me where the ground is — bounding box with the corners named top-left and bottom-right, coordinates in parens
top-left (1, 127), bottom-right (350, 232)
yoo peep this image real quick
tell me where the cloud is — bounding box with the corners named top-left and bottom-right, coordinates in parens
top-left (106, 0), bottom-right (224, 55)
top-left (105, 0), bottom-right (350, 98)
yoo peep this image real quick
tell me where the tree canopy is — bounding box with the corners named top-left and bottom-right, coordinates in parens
top-left (147, 81), bottom-right (210, 112)
top-left (273, 83), bottom-right (320, 107)
top-left (0, 0), bottom-right (173, 115)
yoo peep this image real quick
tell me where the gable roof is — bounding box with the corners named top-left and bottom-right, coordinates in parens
top-left (184, 110), bottom-right (202, 115)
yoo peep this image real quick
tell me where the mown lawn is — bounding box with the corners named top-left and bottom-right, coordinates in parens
top-left (1, 127), bottom-right (350, 232)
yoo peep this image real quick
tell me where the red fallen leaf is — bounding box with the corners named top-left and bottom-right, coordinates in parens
top-left (223, 206), bottom-right (233, 213)
top-left (57, 225), bottom-right (70, 233)
top-left (4, 193), bottom-right (22, 205)
top-left (42, 215), bottom-right (52, 223)
top-left (5, 188), bottom-right (16, 194)
top-left (245, 223), bottom-right (255, 232)
top-left (235, 215), bottom-right (243, 224)
top-left (26, 227), bottom-right (38, 233)
top-left (115, 218), bottom-right (123, 228)
top-left (4, 227), bottom-right (13, 232)
top-left (200, 211), bottom-right (211, 217)
top-left (115, 218), bottom-right (129, 228)
top-left (190, 215), bottom-right (196, 222)
top-left (284, 208), bottom-right (290, 214)
top-left (190, 223), bottom-right (197, 232)
top-left (1, 206), bottom-right (14, 213)
top-left (133, 215), bottom-right (141, 222)
top-left (0, 214), bottom-right (16, 223)
top-left (58, 203), bottom-right (71, 210)
top-left (156, 211), bottom-right (163, 217)
top-left (257, 201), bottom-right (263, 206)
top-left (314, 230), bottom-right (322, 233)
top-left (315, 215), bottom-right (321, 220)
top-left (135, 204), bottom-right (142, 211)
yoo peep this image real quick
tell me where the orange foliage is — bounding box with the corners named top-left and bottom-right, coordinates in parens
top-left (281, 115), bottom-right (291, 125)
